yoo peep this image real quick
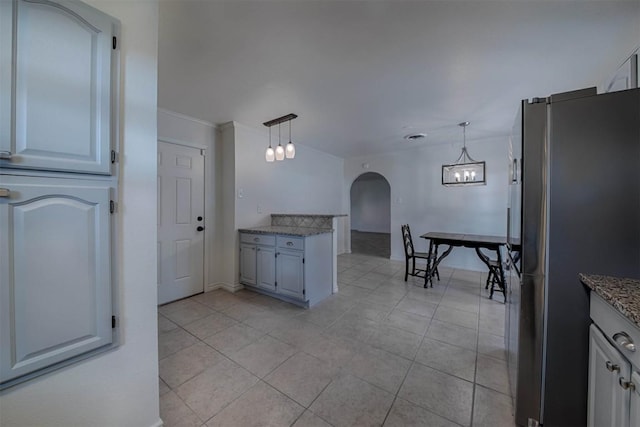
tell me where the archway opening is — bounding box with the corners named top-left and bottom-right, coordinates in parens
top-left (349, 172), bottom-right (391, 258)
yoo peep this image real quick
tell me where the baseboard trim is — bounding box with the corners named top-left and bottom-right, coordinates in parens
top-left (205, 282), bottom-right (244, 293)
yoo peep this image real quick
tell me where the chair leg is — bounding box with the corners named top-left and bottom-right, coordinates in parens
top-left (412, 257), bottom-right (416, 276)
top-left (404, 258), bottom-right (409, 281)
top-left (435, 267), bottom-right (440, 281)
top-left (485, 270), bottom-right (492, 289)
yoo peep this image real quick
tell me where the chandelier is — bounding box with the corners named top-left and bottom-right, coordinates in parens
top-left (442, 121), bottom-right (486, 186)
top-left (263, 113), bottom-right (297, 162)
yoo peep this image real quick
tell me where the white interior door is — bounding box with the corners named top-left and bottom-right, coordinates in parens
top-left (158, 141), bottom-right (205, 304)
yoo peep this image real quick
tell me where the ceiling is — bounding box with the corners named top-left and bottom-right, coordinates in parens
top-left (158, 1), bottom-right (640, 159)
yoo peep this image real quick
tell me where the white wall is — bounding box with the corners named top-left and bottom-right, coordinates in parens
top-left (344, 137), bottom-right (508, 271)
top-left (218, 122), bottom-right (345, 287)
top-left (157, 109), bottom-right (218, 291)
top-left (350, 174), bottom-right (390, 233)
top-left (0, 2), bottom-right (161, 426)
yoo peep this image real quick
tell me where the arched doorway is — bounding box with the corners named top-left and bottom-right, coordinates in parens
top-left (350, 172), bottom-right (391, 258)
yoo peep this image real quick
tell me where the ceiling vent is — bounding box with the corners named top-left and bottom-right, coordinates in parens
top-left (404, 133), bottom-right (426, 142)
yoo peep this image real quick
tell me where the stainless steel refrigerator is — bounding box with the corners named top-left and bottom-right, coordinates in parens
top-left (506, 87), bottom-right (640, 427)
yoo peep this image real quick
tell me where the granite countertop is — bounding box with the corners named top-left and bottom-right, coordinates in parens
top-left (580, 273), bottom-right (640, 328)
top-left (238, 225), bottom-right (333, 237)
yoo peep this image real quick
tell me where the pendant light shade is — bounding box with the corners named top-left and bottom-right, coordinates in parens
top-left (285, 119), bottom-right (295, 159)
top-left (263, 113), bottom-right (298, 163)
top-left (265, 127), bottom-right (275, 162)
top-left (275, 123), bottom-right (285, 161)
top-left (265, 147), bottom-right (275, 162)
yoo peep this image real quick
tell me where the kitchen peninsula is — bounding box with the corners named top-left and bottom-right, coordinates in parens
top-left (238, 214), bottom-right (346, 307)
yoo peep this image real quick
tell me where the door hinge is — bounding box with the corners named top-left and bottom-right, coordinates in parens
top-left (110, 200), bottom-right (116, 214)
top-left (112, 36), bottom-right (117, 49)
top-left (112, 316), bottom-right (117, 328)
top-left (302, 258), bottom-right (305, 264)
top-left (200, 149), bottom-right (206, 156)
top-left (275, 281), bottom-right (277, 287)
top-left (303, 289), bottom-right (305, 295)
top-left (111, 150), bottom-right (117, 164)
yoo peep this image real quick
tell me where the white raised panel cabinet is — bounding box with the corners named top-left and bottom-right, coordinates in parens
top-left (239, 232), bottom-right (332, 307)
top-left (589, 293), bottom-right (640, 427)
top-left (257, 246), bottom-right (276, 292)
top-left (632, 371), bottom-right (640, 427)
top-left (0, 175), bottom-right (114, 386)
top-left (0, 0), bottom-right (119, 174)
top-left (588, 324), bottom-right (630, 427)
top-left (277, 249), bottom-right (304, 300)
top-left (239, 243), bottom-right (257, 285)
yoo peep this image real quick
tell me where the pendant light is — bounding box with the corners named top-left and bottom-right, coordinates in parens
top-left (441, 121), bottom-right (486, 186)
top-left (275, 123), bottom-right (285, 161)
top-left (263, 113), bottom-right (298, 163)
top-left (265, 126), bottom-right (275, 162)
top-left (285, 119), bottom-right (295, 159)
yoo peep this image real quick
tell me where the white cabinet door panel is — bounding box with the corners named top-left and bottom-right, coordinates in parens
top-left (0, 176), bottom-right (113, 384)
top-left (257, 246), bottom-right (276, 292)
top-left (0, 0), bottom-right (118, 174)
top-left (277, 249), bottom-right (304, 300)
top-left (588, 324), bottom-right (630, 427)
top-left (240, 244), bottom-right (256, 286)
top-left (631, 371), bottom-right (640, 427)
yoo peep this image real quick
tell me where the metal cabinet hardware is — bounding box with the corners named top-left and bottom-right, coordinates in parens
top-left (286, 241), bottom-right (293, 246)
top-left (254, 237), bottom-right (259, 242)
top-left (0, 151), bottom-right (12, 160)
top-left (0, 188), bottom-right (10, 198)
top-left (605, 361), bottom-right (620, 372)
top-left (613, 331), bottom-right (636, 352)
top-left (619, 377), bottom-right (636, 391)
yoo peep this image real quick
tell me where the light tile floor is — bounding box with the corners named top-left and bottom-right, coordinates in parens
top-left (158, 253), bottom-right (516, 427)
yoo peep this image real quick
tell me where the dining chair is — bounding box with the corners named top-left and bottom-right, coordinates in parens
top-left (401, 224), bottom-right (439, 282)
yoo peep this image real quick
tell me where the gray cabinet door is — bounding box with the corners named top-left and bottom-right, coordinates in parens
top-left (0, 0), bottom-right (119, 174)
top-left (631, 371), bottom-right (640, 427)
top-left (276, 249), bottom-right (304, 300)
top-left (240, 243), bottom-right (257, 285)
top-left (256, 246), bottom-right (276, 292)
top-left (587, 325), bottom-right (630, 427)
top-left (0, 175), bottom-right (113, 385)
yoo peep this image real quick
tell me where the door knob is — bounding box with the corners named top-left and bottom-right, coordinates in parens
top-left (197, 226), bottom-right (204, 232)
top-left (197, 216), bottom-right (203, 221)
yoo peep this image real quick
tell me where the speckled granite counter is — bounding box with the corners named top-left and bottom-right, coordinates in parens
top-left (238, 225), bottom-right (332, 237)
top-left (580, 273), bottom-right (640, 328)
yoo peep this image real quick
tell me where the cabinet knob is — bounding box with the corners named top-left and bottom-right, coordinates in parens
top-left (0, 188), bottom-right (10, 198)
top-left (0, 151), bottom-right (12, 160)
top-left (605, 361), bottom-right (620, 373)
top-left (286, 241), bottom-right (293, 246)
top-left (619, 377), bottom-right (636, 391)
top-left (613, 331), bottom-right (636, 352)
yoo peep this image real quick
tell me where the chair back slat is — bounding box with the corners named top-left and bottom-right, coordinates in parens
top-left (401, 224), bottom-right (415, 257)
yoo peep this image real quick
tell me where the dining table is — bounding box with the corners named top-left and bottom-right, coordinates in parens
top-left (420, 232), bottom-right (507, 301)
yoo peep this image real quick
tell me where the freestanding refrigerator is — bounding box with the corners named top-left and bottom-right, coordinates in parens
top-left (506, 87), bottom-right (640, 427)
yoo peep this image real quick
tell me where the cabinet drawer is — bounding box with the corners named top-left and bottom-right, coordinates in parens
top-left (277, 236), bottom-right (304, 250)
top-left (591, 293), bottom-right (640, 368)
top-left (240, 233), bottom-right (275, 246)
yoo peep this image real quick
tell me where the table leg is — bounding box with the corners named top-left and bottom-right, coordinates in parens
top-left (496, 247), bottom-right (507, 303)
top-left (425, 244), bottom-right (453, 288)
top-left (425, 239), bottom-right (434, 287)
